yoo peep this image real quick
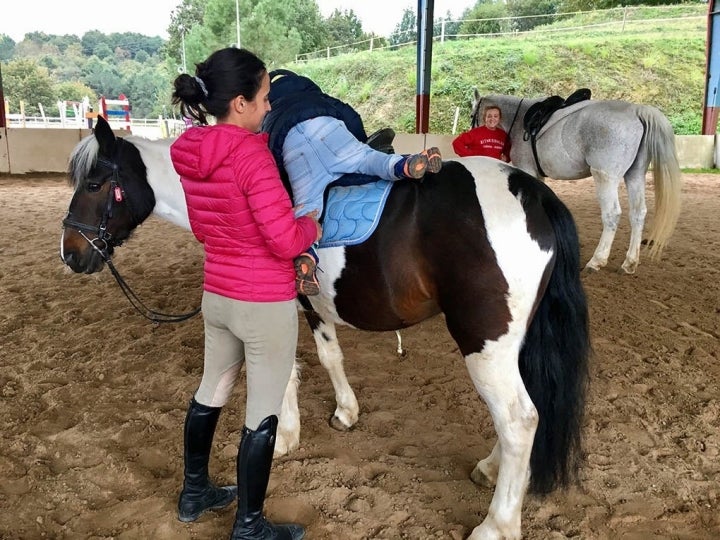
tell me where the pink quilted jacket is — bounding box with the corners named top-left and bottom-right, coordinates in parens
top-left (170, 124), bottom-right (317, 302)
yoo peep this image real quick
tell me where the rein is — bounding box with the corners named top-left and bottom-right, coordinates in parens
top-left (63, 155), bottom-right (201, 324)
top-left (506, 98), bottom-right (524, 142)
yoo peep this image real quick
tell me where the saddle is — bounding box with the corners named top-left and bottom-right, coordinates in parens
top-left (523, 88), bottom-right (591, 177)
top-left (317, 127), bottom-right (397, 248)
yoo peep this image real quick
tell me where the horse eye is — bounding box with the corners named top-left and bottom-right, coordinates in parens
top-left (87, 182), bottom-right (102, 192)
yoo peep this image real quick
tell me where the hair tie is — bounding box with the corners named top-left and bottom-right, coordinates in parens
top-left (194, 76), bottom-right (209, 98)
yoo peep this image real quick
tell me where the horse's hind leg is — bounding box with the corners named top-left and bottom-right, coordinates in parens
top-left (620, 170), bottom-right (648, 274)
top-left (276, 359), bottom-right (302, 456)
top-left (465, 348), bottom-right (537, 540)
top-left (585, 169), bottom-right (622, 272)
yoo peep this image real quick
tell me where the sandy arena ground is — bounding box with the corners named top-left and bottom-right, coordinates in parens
top-left (0, 172), bottom-right (718, 539)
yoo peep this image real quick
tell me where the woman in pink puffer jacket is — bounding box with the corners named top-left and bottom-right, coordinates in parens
top-left (170, 47), bottom-right (319, 540)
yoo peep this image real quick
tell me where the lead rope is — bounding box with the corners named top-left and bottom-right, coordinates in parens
top-left (79, 230), bottom-right (201, 324)
top-left (106, 259), bottom-right (201, 324)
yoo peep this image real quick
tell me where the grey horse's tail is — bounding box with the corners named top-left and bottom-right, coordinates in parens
top-left (637, 106), bottom-right (682, 259)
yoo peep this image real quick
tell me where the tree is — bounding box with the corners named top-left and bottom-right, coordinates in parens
top-left (52, 43), bottom-right (86, 81)
top-left (125, 65), bottom-right (170, 117)
top-left (3, 58), bottom-right (56, 115)
top-left (459, 0), bottom-right (510, 36)
top-left (93, 43), bottom-right (114, 60)
top-left (435, 10), bottom-right (463, 40)
top-left (165, 0), bottom-right (206, 68)
top-left (56, 80), bottom-right (97, 104)
top-left (390, 8), bottom-right (417, 47)
top-left (326, 9), bottom-right (364, 47)
top-left (506, 0), bottom-right (559, 32)
top-left (82, 56), bottom-right (125, 99)
top-left (0, 34), bottom-right (16, 62)
top-left (81, 30), bottom-right (107, 57)
top-left (238, 0), bottom-right (304, 66)
top-left (288, 0), bottom-right (328, 53)
top-left (135, 50), bottom-right (150, 64)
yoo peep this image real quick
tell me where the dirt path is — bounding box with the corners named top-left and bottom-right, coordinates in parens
top-left (0, 173), bottom-right (718, 539)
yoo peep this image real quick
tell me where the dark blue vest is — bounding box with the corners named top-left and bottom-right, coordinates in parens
top-left (262, 70), bottom-right (367, 177)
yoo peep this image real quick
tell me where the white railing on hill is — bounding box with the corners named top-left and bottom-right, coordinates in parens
top-left (295, 4), bottom-right (706, 63)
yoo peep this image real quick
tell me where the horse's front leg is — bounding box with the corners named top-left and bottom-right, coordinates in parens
top-left (307, 313), bottom-right (359, 431)
top-left (465, 350), bottom-right (537, 540)
top-left (585, 169), bottom-right (622, 272)
top-left (620, 172), bottom-right (648, 274)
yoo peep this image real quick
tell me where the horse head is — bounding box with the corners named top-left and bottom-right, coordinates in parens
top-left (60, 116), bottom-right (155, 273)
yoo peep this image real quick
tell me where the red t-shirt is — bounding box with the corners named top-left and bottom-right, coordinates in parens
top-left (452, 125), bottom-right (510, 161)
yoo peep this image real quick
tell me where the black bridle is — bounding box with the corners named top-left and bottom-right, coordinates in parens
top-left (62, 157), bottom-right (127, 258)
top-left (62, 155), bottom-right (200, 324)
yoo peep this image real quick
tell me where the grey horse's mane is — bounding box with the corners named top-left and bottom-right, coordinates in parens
top-left (68, 134), bottom-right (100, 188)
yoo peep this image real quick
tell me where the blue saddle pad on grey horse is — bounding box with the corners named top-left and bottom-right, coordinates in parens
top-left (318, 180), bottom-right (393, 248)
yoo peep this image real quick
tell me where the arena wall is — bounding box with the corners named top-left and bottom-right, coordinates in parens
top-left (0, 128), bottom-right (715, 175)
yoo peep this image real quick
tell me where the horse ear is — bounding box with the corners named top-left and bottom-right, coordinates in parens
top-left (93, 116), bottom-right (116, 157)
top-left (474, 88), bottom-right (480, 101)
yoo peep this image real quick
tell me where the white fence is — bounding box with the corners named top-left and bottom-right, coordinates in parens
top-left (5, 116), bottom-right (186, 139)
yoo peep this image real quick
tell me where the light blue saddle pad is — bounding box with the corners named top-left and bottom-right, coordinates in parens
top-left (318, 180), bottom-right (393, 248)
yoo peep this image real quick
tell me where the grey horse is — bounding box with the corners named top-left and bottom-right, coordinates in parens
top-left (472, 91), bottom-right (682, 274)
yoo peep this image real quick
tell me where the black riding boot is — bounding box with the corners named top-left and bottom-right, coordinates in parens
top-left (177, 397), bottom-right (237, 522)
top-left (230, 415), bottom-right (304, 540)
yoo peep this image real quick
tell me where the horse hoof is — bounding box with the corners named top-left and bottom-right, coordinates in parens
top-left (329, 415), bottom-right (352, 431)
top-left (470, 465), bottom-right (496, 488)
top-left (582, 265), bottom-right (599, 274)
top-left (274, 432), bottom-right (298, 456)
top-left (470, 469), bottom-right (495, 488)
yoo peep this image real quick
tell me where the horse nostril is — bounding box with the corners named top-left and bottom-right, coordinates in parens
top-left (62, 251), bottom-right (87, 273)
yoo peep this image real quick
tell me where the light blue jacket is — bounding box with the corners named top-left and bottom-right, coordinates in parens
top-left (282, 116), bottom-right (404, 218)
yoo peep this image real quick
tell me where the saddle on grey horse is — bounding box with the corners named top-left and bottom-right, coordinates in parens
top-left (523, 88), bottom-right (592, 177)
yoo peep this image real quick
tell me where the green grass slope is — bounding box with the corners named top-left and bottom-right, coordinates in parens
top-left (288, 23), bottom-right (707, 135)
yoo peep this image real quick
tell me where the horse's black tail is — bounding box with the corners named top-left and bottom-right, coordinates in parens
top-left (520, 187), bottom-right (591, 494)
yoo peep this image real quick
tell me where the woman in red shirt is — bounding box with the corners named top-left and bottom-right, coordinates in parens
top-left (453, 105), bottom-right (511, 162)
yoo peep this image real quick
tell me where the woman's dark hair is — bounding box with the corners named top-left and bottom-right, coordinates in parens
top-left (172, 47), bottom-right (266, 125)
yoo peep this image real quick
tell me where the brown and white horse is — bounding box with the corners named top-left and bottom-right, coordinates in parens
top-left (60, 116), bottom-right (590, 539)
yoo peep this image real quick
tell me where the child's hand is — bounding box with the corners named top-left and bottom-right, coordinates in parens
top-left (305, 210), bottom-right (322, 241)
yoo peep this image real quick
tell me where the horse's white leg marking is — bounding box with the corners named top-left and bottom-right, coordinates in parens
top-left (465, 348), bottom-right (537, 540)
top-left (621, 172), bottom-right (648, 274)
top-left (471, 440), bottom-right (500, 487)
top-left (586, 168), bottom-right (622, 271)
top-left (275, 360), bottom-right (301, 456)
top-left (313, 320), bottom-right (359, 430)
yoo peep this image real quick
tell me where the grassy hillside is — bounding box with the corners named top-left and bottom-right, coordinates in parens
top-left (287, 18), bottom-right (707, 135)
